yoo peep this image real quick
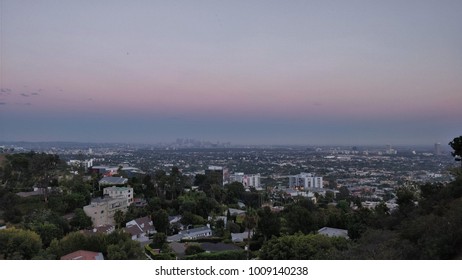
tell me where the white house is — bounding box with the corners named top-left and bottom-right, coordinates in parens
top-left (167, 226), bottom-right (212, 242)
top-left (317, 227), bottom-right (349, 239)
top-left (124, 216), bottom-right (156, 242)
top-left (231, 230), bottom-right (254, 243)
top-left (103, 186), bottom-right (134, 205)
top-left (83, 197), bottom-right (129, 227)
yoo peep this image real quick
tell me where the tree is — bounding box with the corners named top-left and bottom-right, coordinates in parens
top-left (63, 193), bottom-right (88, 213)
top-left (259, 234), bottom-right (349, 260)
top-left (257, 206), bottom-right (281, 241)
top-left (107, 239), bottom-right (145, 260)
top-left (34, 222), bottom-right (63, 247)
top-left (283, 204), bottom-right (316, 234)
top-left (185, 244), bottom-right (205, 255)
top-left (3, 206), bottom-right (22, 224)
top-left (70, 208), bottom-right (92, 230)
top-left (225, 182), bottom-right (245, 204)
top-left (150, 233), bottom-right (167, 250)
top-left (0, 228), bottom-right (43, 259)
top-left (113, 210), bottom-right (125, 229)
top-left (449, 136), bottom-right (462, 168)
top-left (243, 207), bottom-right (258, 259)
top-left (214, 219), bottom-right (226, 237)
top-left (336, 186), bottom-right (351, 202)
top-left (181, 211), bottom-right (206, 226)
top-left (152, 209), bottom-right (169, 234)
top-left (154, 170), bottom-right (168, 198)
top-left (167, 166), bottom-right (188, 200)
top-left (24, 210), bottom-right (69, 246)
top-left (396, 187), bottom-right (416, 215)
top-left (29, 153), bottom-right (62, 204)
top-left (226, 221), bottom-right (241, 233)
top-left (346, 208), bottom-right (372, 240)
top-left (49, 232), bottom-right (88, 258)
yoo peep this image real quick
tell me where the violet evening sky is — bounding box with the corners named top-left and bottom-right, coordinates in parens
top-left (1, 0), bottom-right (461, 145)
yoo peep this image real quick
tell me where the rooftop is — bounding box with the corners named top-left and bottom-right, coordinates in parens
top-left (60, 250), bottom-right (104, 260)
top-left (99, 177), bottom-right (128, 185)
top-left (317, 227), bottom-right (349, 238)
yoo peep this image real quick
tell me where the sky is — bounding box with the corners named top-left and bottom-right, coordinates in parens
top-left (1, 0), bottom-right (461, 146)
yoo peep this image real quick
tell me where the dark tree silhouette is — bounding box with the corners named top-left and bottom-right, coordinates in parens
top-left (449, 136), bottom-right (462, 168)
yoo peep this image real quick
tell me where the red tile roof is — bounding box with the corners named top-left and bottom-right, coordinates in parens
top-left (61, 250), bottom-right (104, 260)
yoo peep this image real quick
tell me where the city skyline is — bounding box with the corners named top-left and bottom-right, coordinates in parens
top-left (1, 1), bottom-right (461, 145)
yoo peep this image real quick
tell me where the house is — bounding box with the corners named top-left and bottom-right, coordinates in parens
top-left (284, 189), bottom-right (317, 203)
top-left (120, 167), bottom-right (145, 178)
top-left (91, 166), bottom-right (119, 176)
top-left (317, 227), bottom-right (349, 239)
top-left (103, 186), bottom-right (134, 205)
top-left (124, 216), bottom-right (156, 242)
top-left (208, 215), bottom-right (227, 227)
top-left (133, 198), bottom-right (148, 207)
top-left (167, 226), bottom-right (212, 242)
top-left (82, 225), bottom-right (115, 236)
top-left (226, 208), bottom-right (246, 216)
top-left (61, 250), bottom-right (104, 260)
top-left (231, 230), bottom-right (253, 243)
top-left (16, 186), bottom-right (53, 198)
top-left (98, 176), bottom-right (128, 186)
top-left (83, 197), bottom-right (129, 227)
top-left (169, 215), bottom-right (182, 225)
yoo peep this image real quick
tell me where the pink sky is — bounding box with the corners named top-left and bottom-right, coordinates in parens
top-left (1, 0), bottom-right (461, 144)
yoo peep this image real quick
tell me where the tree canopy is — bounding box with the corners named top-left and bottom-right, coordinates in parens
top-left (449, 136), bottom-right (462, 167)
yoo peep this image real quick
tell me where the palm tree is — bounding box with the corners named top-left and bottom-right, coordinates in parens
top-left (243, 207), bottom-right (258, 260)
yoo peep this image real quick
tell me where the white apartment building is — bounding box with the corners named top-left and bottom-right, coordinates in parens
top-left (245, 174), bottom-right (261, 188)
top-left (288, 172), bottom-right (323, 190)
top-left (103, 186), bottom-right (134, 205)
top-left (229, 172), bottom-right (261, 188)
top-left (83, 197), bottom-right (129, 227)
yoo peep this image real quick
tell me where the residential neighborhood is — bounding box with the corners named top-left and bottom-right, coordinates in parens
top-left (1, 139), bottom-right (462, 260)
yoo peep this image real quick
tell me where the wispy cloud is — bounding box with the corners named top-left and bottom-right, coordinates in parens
top-left (20, 92), bottom-right (40, 97)
top-left (0, 102), bottom-right (7, 105)
top-left (0, 88), bottom-right (12, 95)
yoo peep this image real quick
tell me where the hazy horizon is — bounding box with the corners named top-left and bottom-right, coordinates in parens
top-left (1, 1), bottom-right (461, 146)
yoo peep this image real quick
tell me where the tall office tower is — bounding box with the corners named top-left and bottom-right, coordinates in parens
top-left (434, 142), bottom-right (442, 155)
